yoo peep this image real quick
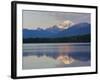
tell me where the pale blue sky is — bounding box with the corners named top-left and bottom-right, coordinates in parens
top-left (23, 10), bottom-right (90, 29)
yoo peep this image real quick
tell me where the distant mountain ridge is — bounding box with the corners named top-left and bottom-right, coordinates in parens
top-left (23, 23), bottom-right (90, 39)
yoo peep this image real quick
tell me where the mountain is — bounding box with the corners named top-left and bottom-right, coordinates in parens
top-left (23, 25), bottom-right (61, 38)
top-left (23, 23), bottom-right (90, 39)
top-left (46, 25), bottom-right (62, 32)
top-left (57, 23), bottom-right (90, 37)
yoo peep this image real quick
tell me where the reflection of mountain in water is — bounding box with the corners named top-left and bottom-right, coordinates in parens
top-left (22, 54), bottom-right (90, 69)
top-left (23, 43), bottom-right (90, 62)
top-left (23, 43), bottom-right (90, 69)
top-left (57, 55), bottom-right (74, 64)
top-left (22, 55), bottom-right (74, 69)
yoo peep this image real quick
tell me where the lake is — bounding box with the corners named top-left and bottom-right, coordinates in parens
top-left (22, 43), bottom-right (91, 69)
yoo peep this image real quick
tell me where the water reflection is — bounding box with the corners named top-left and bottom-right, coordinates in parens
top-left (23, 43), bottom-right (90, 69)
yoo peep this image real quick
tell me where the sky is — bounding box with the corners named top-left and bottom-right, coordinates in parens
top-left (23, 10), bottom-right (90, 29)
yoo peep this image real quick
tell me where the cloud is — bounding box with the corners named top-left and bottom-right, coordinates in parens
top-left (58, 20), bottom-right (73, 29)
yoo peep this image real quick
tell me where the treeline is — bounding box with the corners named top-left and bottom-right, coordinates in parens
top-left (23, 34), bottom-right (90, 43)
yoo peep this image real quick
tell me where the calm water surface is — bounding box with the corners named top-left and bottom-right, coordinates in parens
top-left (22, 43), bottom-right (90, 69)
